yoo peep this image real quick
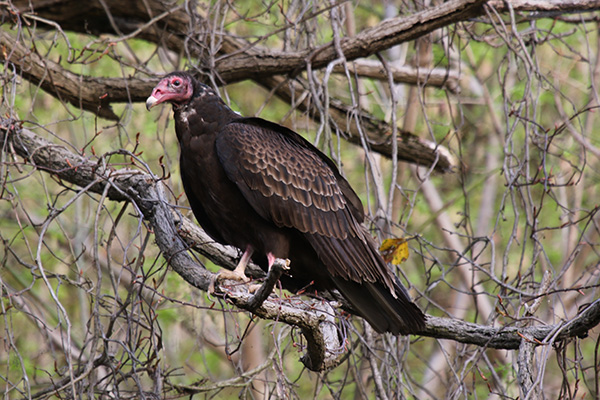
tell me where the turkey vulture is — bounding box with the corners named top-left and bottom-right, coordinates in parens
top-left (146, 72), bottom-right (425, 334)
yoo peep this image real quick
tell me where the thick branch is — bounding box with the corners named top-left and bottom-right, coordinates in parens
top-left (517, 333), bottom-right (542, 399)
top-left (0, 32), bottom-right (456, 173)
top-left (0, 31), bottom-right (158, 120)
top-left (3, 122), bottom-right (599, 359)
top-left (0, 121), bottom-right (342, 371)
top-left (9, 0), bottom-right (484, 83)
top-left (256, 75), bottom-right (457, 172)
top-left (425, 299), bottom-right (600, 348)
top-left (9, 0), bottom-right (600, 84)
top-left (488, 0), bottom-right (600, 12)
top-left (1, 34), bottom-right (456, 172)
top-left (213, 0), bottom-right (487, 82)
top-left (2, 31), bottom-right (117, 120)
top-left (336, 61), bottom-right (461, 93)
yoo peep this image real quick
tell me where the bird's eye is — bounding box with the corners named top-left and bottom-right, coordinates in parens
top-left (172, 79), bottom-right (181, 87)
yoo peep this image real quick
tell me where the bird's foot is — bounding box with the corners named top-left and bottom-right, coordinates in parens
top-left (208, 268), bottom-right (250, 294)
top-left (217, 268), bottom-right (250, 283)
top-left (247, 283), bottom-right (262, 293)
top-left (209, 245), bottom-right (253, 294)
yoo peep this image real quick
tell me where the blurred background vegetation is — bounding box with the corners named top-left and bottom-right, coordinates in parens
top-left (1, 0), bottom-right (600, 398)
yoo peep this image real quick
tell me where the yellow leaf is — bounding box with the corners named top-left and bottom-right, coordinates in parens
top-left (379, 238), bottom-right (409, 265)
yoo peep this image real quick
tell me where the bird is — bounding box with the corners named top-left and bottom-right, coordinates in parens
top-left (146, 71), bottom-right (426, 335)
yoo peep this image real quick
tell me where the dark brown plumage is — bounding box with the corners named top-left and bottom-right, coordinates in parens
top-left (147, 71), bottom-right (425, 334)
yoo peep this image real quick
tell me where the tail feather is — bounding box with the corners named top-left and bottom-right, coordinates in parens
top-left (332, 277), bottom-right (426, 335)
top-left (301, 231), bottom-right (426, 334)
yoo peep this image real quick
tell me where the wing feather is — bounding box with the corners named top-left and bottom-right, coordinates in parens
top-left (216, 117), bottom-right (395, 288)
top-left (216, 120), bottom-right (358, 239)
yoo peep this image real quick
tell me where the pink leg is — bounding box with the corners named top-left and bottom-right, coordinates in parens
top-left (267, 252), bottom-right (291, 272)
top-left (232, 245), bottom-right (253, 278)
top-left (267, 252), bottom-right (276, 270)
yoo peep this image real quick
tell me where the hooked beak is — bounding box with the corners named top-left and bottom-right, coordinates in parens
top-left (146, 95), bottom-right (159, 111)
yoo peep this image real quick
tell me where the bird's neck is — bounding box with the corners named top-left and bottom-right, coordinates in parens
top-left (174, 98), bottom-right (239, 139)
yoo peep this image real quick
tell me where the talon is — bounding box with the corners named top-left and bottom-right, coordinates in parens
top-left (247, 283), bottom-right (262, 293)
top-left (215, 268), bottom-right (250, 283)
top-left (208, 245), bottom-right (253, 293)
top-left (208, 268), bottom-right (250, 294)
top-left (208, 275), bottom-right (217, 294)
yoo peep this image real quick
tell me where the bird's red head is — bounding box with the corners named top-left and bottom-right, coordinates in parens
top-left (146, 73), bottom-right (194, 110)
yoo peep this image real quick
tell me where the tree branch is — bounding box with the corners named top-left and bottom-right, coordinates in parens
top-left (3, 121), bottom-right (599, 369)
top-left (9, 0), bottom-right (600, 83)
top-left (1, 32), bottom-right (108, 120)
top-left (425, 299), bottom-right (600, 349)
top-left (212, 0), bottom-right (488, 82)
top-left (255, 75), bottom-right (457, 172)
top-left (335, 60), bottom-right (461, 93)
top-left (517, 333), bottom-right (542, 399)
top-left (0, 121), bottom-right (343, 371)
top-left (488, 0), bottom-right (600, 12)
top-left (244, 258), bottom-right (289, 312)
top-left (8, 0), bottom-right (484, 82)
top-left (0, 30), bottom-right (158, 120)
top-left (0, 27), bottom-right (456, 172)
